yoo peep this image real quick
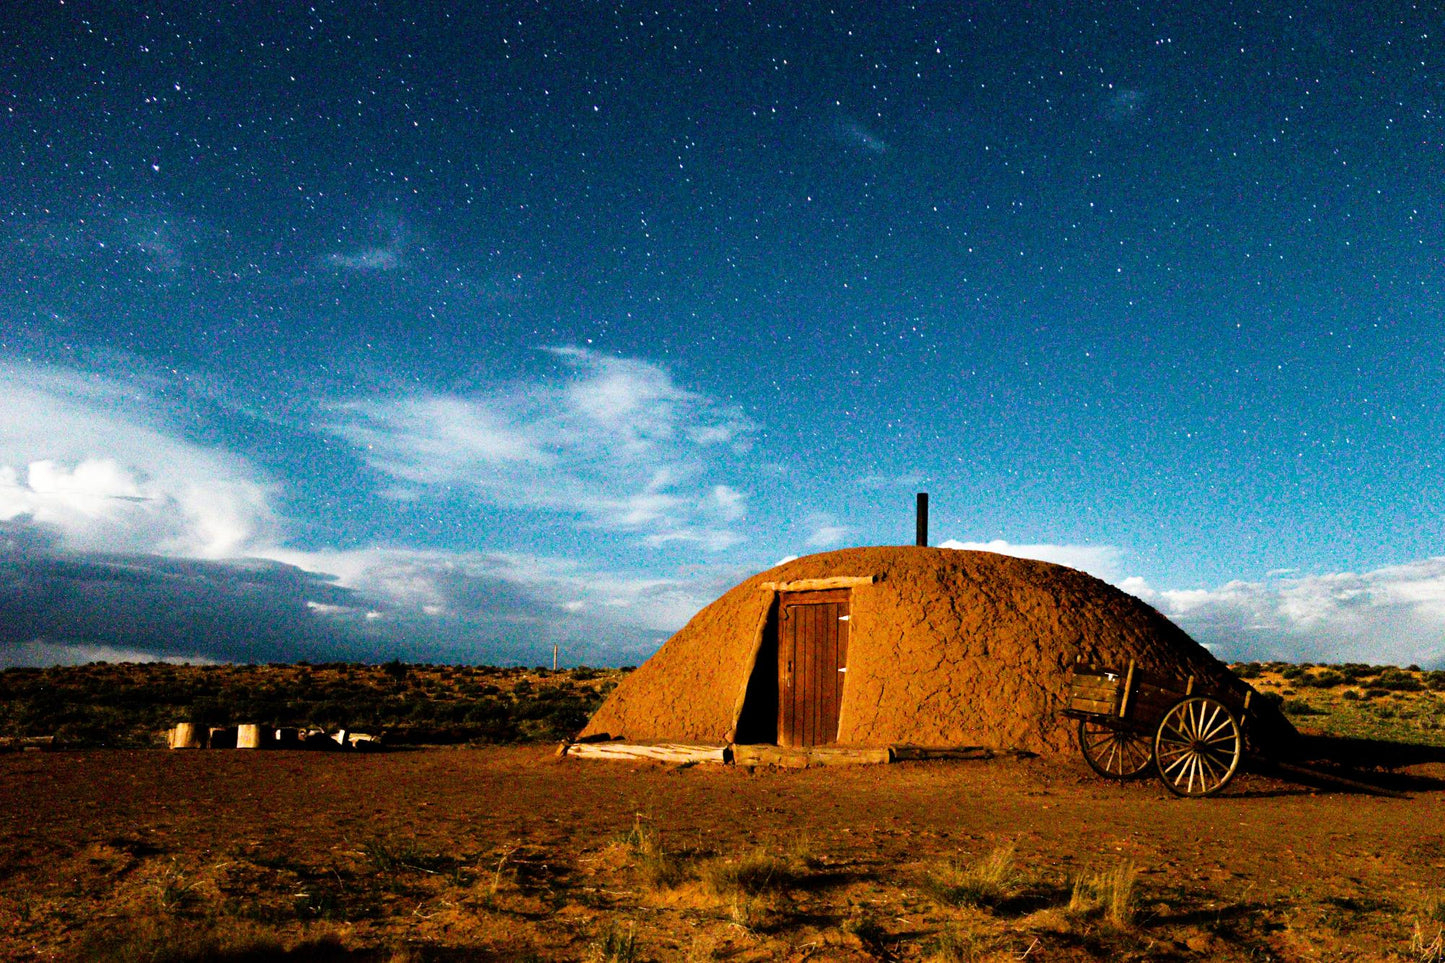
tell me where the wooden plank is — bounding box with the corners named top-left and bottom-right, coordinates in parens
top-left (888, 745), bottom-right (995, 761)
top-left (1071, 673), bottom-right (1118, 686)
top-left (799, 603), bottom-right (811, 746)
top-left (1068, 698), bottom-right (1118, 715)
top-left (835, 597), bottom-right (849, 726)
top-left (731, 744), bottom-right (890, 768)
top-left (565, 743), bottom-right (729, 764)
top-left (816, 602), bottom-right (831, 742)
top-left (761, 576), bottom-right (875, 592)
top-left (1069, 683), bottom-right (1118, 700)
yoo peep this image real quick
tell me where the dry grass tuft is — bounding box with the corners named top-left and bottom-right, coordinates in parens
top-left (922, 843), bottom-right (1018, 909)
top-left (151, 859), bottom-right (198, 913)
top-left (1414, 922), bottom-right (1445, 963)
top-left (1068, 860), bottom-right (1138, 927)
top-left (700, 846), bottom-right (797, 898)
top-left (1425, 892), bottom-right (1445, 925)
top-left (76, 917), bottom-right (344, 963)
top-left (591, 923), bottom-right (639, 963)
top-left (923, 924), bottom-right (1000, 963)
top-left (624, 817), bottom-right (687, 890)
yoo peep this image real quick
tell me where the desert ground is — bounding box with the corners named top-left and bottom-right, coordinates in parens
top-left (2, 738), bottom-right (1444, 962)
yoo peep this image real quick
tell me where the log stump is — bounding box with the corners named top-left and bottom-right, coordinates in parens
top-left (167, 723), bottom-right (202, 749)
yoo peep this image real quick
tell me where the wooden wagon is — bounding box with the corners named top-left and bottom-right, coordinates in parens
top-left (1063, 661), bottom-right (1259, 797)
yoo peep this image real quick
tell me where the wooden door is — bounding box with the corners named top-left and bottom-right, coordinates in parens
top-left (776, 590), bottom-right (850, 747)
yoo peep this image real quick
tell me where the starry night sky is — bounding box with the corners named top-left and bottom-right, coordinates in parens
top-left (3, 3), bottom-right (1443, 667)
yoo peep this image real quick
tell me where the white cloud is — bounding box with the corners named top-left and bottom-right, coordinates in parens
top-left (329, 347), bottom-right (753, 545)
top-left (0, 364), bottom-right (277, 557)
top-left (2, 641), bottom-right (216, 667)
top-left (939, 538), bottom-right (1125, 582)
top-left (642, 529), bottom-right (745, 551)
top-left (1134, 559), bottom-right (1445, 667)
top-left (857, 472), bottom-right (925, 490)
top-left (808, 525), bottom-right (850, 548)
top-left (707, 485), bottom-right (746, 521)
top-left (324, 248), bottom-right (401, 272)
top-left (827, 111), bottom-right (889, 155)
top-left (319, 211), bottom-right (410, 273)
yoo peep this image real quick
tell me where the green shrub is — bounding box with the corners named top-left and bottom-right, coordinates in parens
top-left (1377, 669), bottom-right (1423, 691)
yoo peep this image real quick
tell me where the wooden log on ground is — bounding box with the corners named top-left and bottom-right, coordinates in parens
top-left (563, 742), bottom-right (729, 764)
top-left (0, 736), bottom-right (56, 752)
top-left (235, 724), bottom-right (264, 749)
top-left (167, 723), bottom-right (202, 749)
top-left (887, 745), bottom-right (996, 762)
top-left (299, 727), bottom-right (337, 750)
top-left (347, 732), bottom-right (383, 751)
top-left (730, 744), bottom-right (892, 768)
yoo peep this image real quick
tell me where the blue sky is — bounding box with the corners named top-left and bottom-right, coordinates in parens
top-left (2, 3), bottom-right (1443, 668)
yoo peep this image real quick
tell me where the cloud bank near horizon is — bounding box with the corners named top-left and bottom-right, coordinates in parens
top-left (2, 357), bottom-right (1443, 670)
top-left (0, 355), bottom-right (748, 667)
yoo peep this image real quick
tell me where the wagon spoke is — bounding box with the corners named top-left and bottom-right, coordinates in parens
top-left (1200, 704), bottom-right (1223, 740)
top-left (1198, 711), bottom-right (1235, 743)
top-left (1160, 750), bottom-right (1191, 777)
top-left (1078, 719), bottom-right (1153, 780)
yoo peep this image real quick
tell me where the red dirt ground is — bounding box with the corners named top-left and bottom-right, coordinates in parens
top-left (2, 747), bottom-right (1444, 960)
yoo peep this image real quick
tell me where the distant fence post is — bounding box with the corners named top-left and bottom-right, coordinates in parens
top-left (915, 492), bottom-right (929, 547)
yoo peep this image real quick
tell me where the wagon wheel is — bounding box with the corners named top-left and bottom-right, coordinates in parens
top-left (1153, 696), bottom-right (1243, 797)
top-left (1077, 718), bottom-right (1154, 779)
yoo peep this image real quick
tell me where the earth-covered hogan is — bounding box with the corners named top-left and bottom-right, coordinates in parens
top-left (582, 546), bottom-right (1298, 756)
top-left (0, 662), bottom-right (625, 749)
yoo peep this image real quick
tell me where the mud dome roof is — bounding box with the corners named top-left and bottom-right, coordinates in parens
top-left (582, 546), bottom-right (1286, 756)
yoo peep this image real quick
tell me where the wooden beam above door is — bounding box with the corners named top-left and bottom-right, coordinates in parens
top-left (760, 575), bottom-right (875, 592)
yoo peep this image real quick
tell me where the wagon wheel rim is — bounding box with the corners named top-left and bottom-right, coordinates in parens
top-left (1078, 718), bottom-right (1153, 779)
top-left (1153, 696), bottom-right (1242, 797)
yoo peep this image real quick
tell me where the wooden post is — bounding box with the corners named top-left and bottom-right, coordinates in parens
top-left (168, 723), bottom-right (201, 749)
top-left (235, 724), bottom-right (264, 749)
top-left (1118, 659), bottom-right (1136, 718)
top-left (552, 643), bottom-right (559, 671)
top-left (915, 492), bottom-right (929, 547)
